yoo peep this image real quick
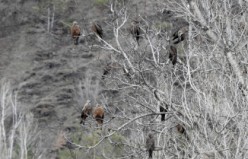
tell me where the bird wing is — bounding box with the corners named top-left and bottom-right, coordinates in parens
top-left (71, 25), bottom-right (81, 37)
top-left (74, 25), bottom-right (81, 35)
top-left (95, 23), bottom-right (103, 32)
top-left (169, 46), bottom-right (177, 65)
top-left (146, 137), bottom-right (155, 149)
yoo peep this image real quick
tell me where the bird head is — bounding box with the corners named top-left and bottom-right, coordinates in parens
top-left (148, 133), bottom-right (153, 138)
top-left (82, 100), bottom-right (91, 110)
top-left (72, 21), bottom-right (78, 26)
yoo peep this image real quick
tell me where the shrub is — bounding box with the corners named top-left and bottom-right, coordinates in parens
top-left (94, 0), bottom-right (108, 6)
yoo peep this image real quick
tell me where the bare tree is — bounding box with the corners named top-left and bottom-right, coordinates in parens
top-left (0, 80), bottom-right (42, 159)
top-left (62, 0), bottom-right (248, 158)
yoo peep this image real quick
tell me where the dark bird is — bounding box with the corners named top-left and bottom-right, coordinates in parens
top-left (146, 133), bottom-right (155, 159)
top-left (91, 22), bottom-right (103, 39)
top-left (80, 100), bottom-right (92, 125)
top-left (169, 45), bottom-right (177, 65)
top-left (160, 105), bottom-right (168, 121)
top-left (71, 21), bottom-right (81, 45)
top-left (154, 89), bottom-right (168, 121)
top-left (172, 26), bottom-right (188, 44)
top-left (153, 89), bottom-right (161, 101)
top-left (102, 63), bottom-right (112, 80)
top-left (130, 21), bottom-right (141, 45)
top-left (176, 124), bottom-right (185, 134)
top-left (65, 140), bottom-right (78, 150)
top-left (176, 124), bottom-right (190, 141)
top-left (102, 62), bottom-right (120, 80)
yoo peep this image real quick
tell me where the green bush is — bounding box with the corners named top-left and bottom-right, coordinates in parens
top-left (57, 130), bottom-right (126, 159)
top-left (58, 149), bottom-right (74, 159)
top-left (109, 133), bottom-right (125, 156)
top-left (94, 0), bottom-right (108, 6)
top-left (155, 22), bottom-right (172, 31)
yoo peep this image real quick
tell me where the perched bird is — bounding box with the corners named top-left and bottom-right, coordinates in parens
top-left (71, 21), bottom-right (81, 45)
top-left (101, 62), bottom-right (120, 80)
top-left (172, 26), bottom-right (188, 44)
top-left (102, 63), bottom-right (112, 80)
top-left (80, 100), bottom-right (92, 124)
top-left (153, 89), bottom-right (161, 101)
top-left (92, 104), bottom-right (105, 127)
top-left (130, 20), bottom-right (141, 45)
top-left (146, 133), bottom-right (155, 159)
top-left (176, 124), bottom-right (185, 134)
top-left (91, 22), bottom-right (103, 39)
top-left (176, 124), bottom-right (190, 140)
top-left (169, 45), bottom-right (177, 65)
top-left (153, 90), bottom-right (168, 121)
top-left (160, 104), bottom-right (168, 121)
top-left (80, 101), bottom-right (105, 128)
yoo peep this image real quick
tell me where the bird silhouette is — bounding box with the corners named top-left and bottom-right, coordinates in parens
top-left (146, 133), bottom-right (155, 159)
top-left (92, 22), bottom-right (103, 39)
top-left (130, 21), bottom-right (141, 45)
top-left (169, 45), bottom-right (177, 65)
top-left (172, 26), bottom-right (188, 44)
top-left (160, 105), bottom-right (168, 121)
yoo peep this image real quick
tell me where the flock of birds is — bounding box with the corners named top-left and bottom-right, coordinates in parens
top-left (71, 21), bottom-right (103, 45)
top-left (80, 100), bottom-right (104, 127)
top-left (71, 20), bottom-right (188, 66)
top-left (71, 20), bottom-right (189, 158)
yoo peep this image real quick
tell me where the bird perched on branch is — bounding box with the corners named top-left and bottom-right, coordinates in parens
top-left (80, 100), bottom-right (92, 124)
top-left (71, 21), bottom-right (81, 45)
top-left (146, 133), bottom-right (155, 159)
top-left (102, 63), bottom-right (112, 80)
top-left (130, 20), bottom-right (141, 45)
top-left (176, 124), bottom-right (185, 134)
top-left (154, 89), bottom-right (168, 121)
top-left (160, 105), bottom-right (168, 121)
top-left (91, 22), bottom-right (103, 39)
top-left (172, 26), bottom-right (188, 44)
top-left (153, 89), bottom-right (161, 101)
top-left (92, 104), bottom-right (105, 126)
top-left (176, 124), bottom-right (190, 140)
top-left (80, 100), bottom-right (105, 128)
top-left (102, 62), bottom-right (121, 80)
top-left (169, 45), bottom-right (177, 65)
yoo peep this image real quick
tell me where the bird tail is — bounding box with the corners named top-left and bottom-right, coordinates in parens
top-left (74, 38), bottom-right (79, 45)
top-left (148, 149), bottom-right (153, 158)
top-left (136, 37), bottom-right (139, 46)
top-left (161, 114), bottom-right (165, 121)
top-left (160, 106), bottom-right (167, 121)
top-left (80, 120), bottom-right (84, 125)
top-left (102, 70), bottom-right (108, 80)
